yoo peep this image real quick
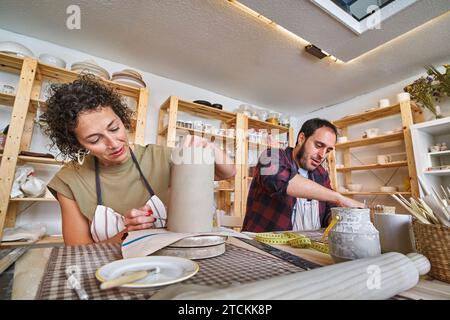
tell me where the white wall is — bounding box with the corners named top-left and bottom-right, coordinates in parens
top-left (291, 61), bottom-right (450, 212)
top-left (0, 28), bottom-right (255, 235)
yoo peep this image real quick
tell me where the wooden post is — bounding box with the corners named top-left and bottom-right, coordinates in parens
top-left (328, 150), bottom-right (338, 190)
top-left (133, 88), bottom-right (149, 146)
top-left (234, 113), bottom-right (247, 217)
top-left (5, 202), bottom-right (17, 228)
top-left (157, 108), bottom-right (167, 145)
top-left (0, 58), bottom-right (37, 239)
top-left (288, 127), bottom-right (295, 148)
top-left (20, 79), bottom-right (41, 152)
top-left (400, 101), bottom-right (420, 198)
top-left (166, 96), bottom-right (178, 148)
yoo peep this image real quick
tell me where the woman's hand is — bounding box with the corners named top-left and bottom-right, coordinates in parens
top-left (124, 205), bottom-right (156, 231)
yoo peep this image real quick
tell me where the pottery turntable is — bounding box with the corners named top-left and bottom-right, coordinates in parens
top-left (153, 235), bottom-right (227, 260)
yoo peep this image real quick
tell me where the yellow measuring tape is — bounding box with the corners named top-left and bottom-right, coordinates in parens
top-left (255, 231), bottom-right (329, 254)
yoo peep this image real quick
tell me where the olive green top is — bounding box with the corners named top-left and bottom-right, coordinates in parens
top-left (47, 144), bottom-right (172, 221)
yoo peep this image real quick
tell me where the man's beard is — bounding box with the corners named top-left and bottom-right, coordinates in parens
top-left (296, 144), bottom-right (307, 169)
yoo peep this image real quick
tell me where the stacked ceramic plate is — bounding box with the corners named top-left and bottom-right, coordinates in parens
top-left (71, 59), bottom-right (110, 80)
top-left (111, 69), bottom-right (146, 88)
top-left (0, 41), bottom-right (34, 57)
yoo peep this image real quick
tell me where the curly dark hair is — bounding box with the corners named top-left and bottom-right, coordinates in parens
top-left (40, 75), bottom-right (132, 161)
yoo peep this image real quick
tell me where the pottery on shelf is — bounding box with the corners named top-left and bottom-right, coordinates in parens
top-left (328, 207), bottom-right (381, 263)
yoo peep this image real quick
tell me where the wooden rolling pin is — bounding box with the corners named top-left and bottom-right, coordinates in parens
top-left (152, 252), bottom-right (430, 300)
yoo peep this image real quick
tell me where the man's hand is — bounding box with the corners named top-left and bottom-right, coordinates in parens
top-left (124, 205), bottom-right (156, 231)
top-left (335, 193), bottom-right (366, 208)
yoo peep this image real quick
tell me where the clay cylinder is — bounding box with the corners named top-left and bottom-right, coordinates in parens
top-left (167, 147), bottom-right (215, 233)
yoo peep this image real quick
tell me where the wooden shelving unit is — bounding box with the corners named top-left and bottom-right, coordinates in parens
top-left (336, 161), bottom-right (408, 172)
top-left (0, 52), bottom-right (149, 246)
top-left (328, 100), bottom-right (424, 199)
top-left (156, 95), bottom-right (294, 219)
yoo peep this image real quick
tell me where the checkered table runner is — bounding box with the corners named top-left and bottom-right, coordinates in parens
top-left (36, 242), bottom-right (307, 300)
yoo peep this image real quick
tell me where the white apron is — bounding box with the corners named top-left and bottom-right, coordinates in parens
top-left (90, 148), bottom-right (167, 243)
top-left (291, 168), bottom-right (321, 231)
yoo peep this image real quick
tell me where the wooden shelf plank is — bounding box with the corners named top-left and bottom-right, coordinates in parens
top-left (0, 52), bottom-right (24, 74)
top-left (0, 235), bottom-right (64, 248)
top-left (333, 103), bottom-right (420, 128)
top-left (10, 197), bottom-right (57, 202)
top-left (341, 192), bottom-right (411, 195)
top-left (428, 150), bottom-right (450, 156)
top-left (336, 161), bottom-right (408, 172)
top-left (335, 132), bottom-right (404, 149)
top-left (248, 141), bottom-right (283, 149)
top-left (214, 188), bottom-right (234, 192)
top-left (0, 92), bottom-right (15, 106)
top-left (1, 154), bottom-right (65, 165)
top-left (176, 99), bottom-right (237, 122)
top-left (424, 169), bottom-right (450, 176)
top-left (160, 125), bottom-right (236, 142)
top-left (247, 118), bottom-right (290, 133)
top-left (17, 155), bottom-right (65, 165)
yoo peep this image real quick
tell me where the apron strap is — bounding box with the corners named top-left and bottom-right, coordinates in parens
top-left (94, 147), bottom-right (157, 206)
top-left (129, 147), bottom-right (156, 197)
top-left (94, 157), bottom-right (103, 206)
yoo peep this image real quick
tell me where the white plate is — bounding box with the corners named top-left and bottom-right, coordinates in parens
top-left (95, 256), bottom-right (199, 288)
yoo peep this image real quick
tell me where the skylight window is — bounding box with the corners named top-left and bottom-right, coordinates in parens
top-left (311, 0), bottom-right (419, 34)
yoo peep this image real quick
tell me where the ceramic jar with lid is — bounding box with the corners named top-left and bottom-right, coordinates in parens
top-left (328, 207), bottom-right (381, 263)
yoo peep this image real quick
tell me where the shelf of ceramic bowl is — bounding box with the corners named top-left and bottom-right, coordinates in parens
top-left (424, 169), bottom-right (450, 176)
top-left (0, 41), bottom-right (34, 58)
top-left (336, 161), bottom-right (408, 172)
top-left (333, 102), bottom-right (421, 128)
top-left (335, 132), bottom-right (404, 149)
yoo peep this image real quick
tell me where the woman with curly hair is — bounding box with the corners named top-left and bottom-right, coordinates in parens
top-left (41, 75), bottom-right (236, 245)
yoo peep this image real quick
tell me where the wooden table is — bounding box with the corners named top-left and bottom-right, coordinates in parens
top-left (6, 237), bottom-right (450, 300)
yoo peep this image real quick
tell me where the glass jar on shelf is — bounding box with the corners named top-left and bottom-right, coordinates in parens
top-left (266, 111), bottom-right (280, 125)
top-left (237, 104), bottom-right (253, 117)
top-left (280, 114), bottom-right (290, 128)
top-left (194, 120), bottom-right (203, 132)
top-left (258, 109), bottom-right (268, 121)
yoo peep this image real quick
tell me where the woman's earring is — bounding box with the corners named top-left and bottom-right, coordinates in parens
top-left (76, 149), bottom-right (90, 165)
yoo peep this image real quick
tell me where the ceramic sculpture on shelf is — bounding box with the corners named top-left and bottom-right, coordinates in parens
top-left (328, 207), bottom-right (381, 263)
top-left (167, 147), bottom-right (215, 233)
top-left (150, 252), bottom-right (430, 300)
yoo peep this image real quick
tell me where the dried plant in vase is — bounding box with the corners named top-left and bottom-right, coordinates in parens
top-left (426, 64), bottom-right (450, 98)
top-left (404, 76), bottom-right (440, 118)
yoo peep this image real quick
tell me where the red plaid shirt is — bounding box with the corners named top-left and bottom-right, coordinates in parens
top-left (242, 147), bottom-right (334, 232)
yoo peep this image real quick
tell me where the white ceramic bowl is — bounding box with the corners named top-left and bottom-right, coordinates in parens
top-left (39, 53), bottom-right (66, 68)
top-left (380, 186), bottom-right (397, 193)
top-left (347, 184), bottom-right (363, 192)
top-left (0, 41), bottom-right (34, 57)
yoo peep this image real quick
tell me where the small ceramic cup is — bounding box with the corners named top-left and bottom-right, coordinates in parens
top-left (397, 92), bottom-right (410, 103)
top-left (377, 154), bottom-right (392, 164)
top-left (378, 99), bottom-right (390, 108)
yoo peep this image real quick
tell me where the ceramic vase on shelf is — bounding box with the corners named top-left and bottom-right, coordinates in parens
top-left (328, 207), bottom-right (381, 263)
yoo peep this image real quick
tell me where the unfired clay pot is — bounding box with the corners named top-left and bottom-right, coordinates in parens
top-left (328, 207), bottom-right (381, 263)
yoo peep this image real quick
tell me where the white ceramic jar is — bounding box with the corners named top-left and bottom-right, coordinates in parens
top-left (328, 207), bottom-right (381, 263)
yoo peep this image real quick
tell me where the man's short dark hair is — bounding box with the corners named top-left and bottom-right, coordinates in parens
top-left (296, 118), bottom-right (338, 145)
